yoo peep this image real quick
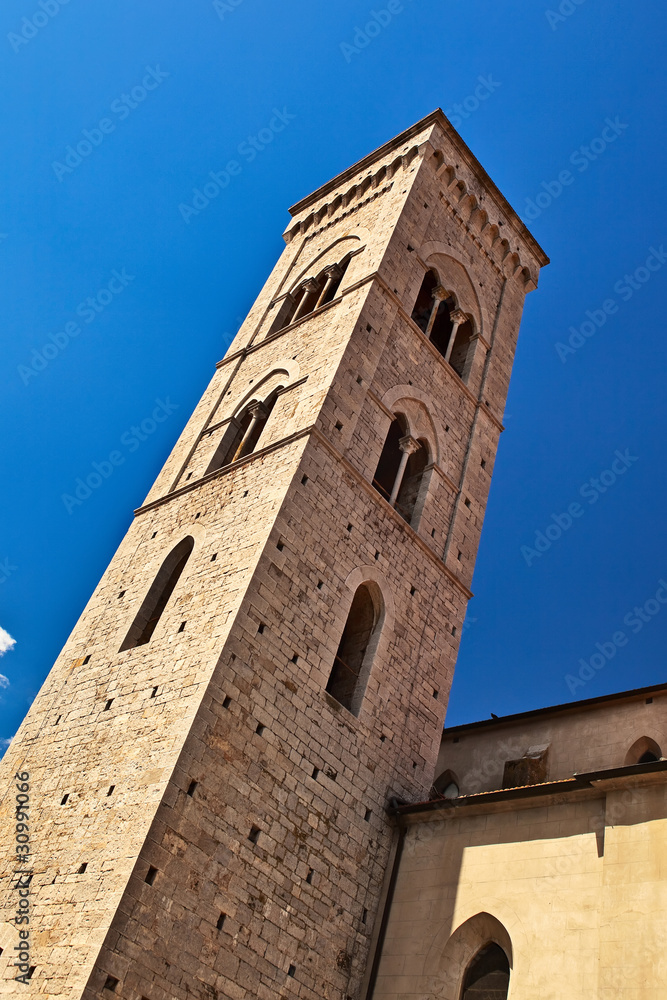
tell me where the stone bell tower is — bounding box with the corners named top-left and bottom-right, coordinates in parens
top-left (0, 110), bottom-right (547, 999)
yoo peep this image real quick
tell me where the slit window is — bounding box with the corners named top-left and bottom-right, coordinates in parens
top-left (119, 536), bottom-right (194, 651)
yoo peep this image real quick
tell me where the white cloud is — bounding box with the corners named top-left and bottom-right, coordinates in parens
top-left (0, 627), bottom-right (16, 657)
top-left (0, 674), bottom-right (8, 689)
top-left (0, 737), bottom-right (11, 748)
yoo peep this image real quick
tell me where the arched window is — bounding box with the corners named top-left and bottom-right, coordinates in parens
top-left (625, 736), bottom-right (662, 766)
top-left (460, 943), bottom-right (510, 1000)
top-left (269, 255), bottom-right (351, 334)
top-left (433, 769), bottom-right (460, 799)
top-left (119, 537), bottom-right (194, 651)
top-left (326, 583), bottom-right (383, 715)
top-left (372, 417), bottom-right (428, 525)
top-left (411, 270), bottom-right (475, 381)
top-left (206, 390), bottom-right (281, 474)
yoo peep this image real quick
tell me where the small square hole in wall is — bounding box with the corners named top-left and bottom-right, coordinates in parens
top-left (291, 653), bottom-right (299, 663)
top-left (104, 976), bottom-right (119, 992)
top-left (243, 490), bottom-right (248, 497)
top-left (317, 580), bottom-right (324, 590)
top-left (117, 590), bottom-right (125, 599)
top-left (287, 965), bottom-right (296, 978)
top-left (276, 539), bottom-right (284, 551)
top-left (364, 808), bottom-right (371, 822)
top-left (216, 912), bottom-right (226, 930)
top-left (186, 472), bottom-right (193, 481)
top-left (107, 785), bottom-right (115, 797)
top-left (374, 551), bottom-right (380, 561)
top-left (83, 655), bottom-right (91, 665)
top-left (452, 626), bottom-right (457, 636)
top-left (312, 767), bottom-right (320, 780)
top-left (452, 736), bottom-right (460, 744)
top-left (194, 513), bottom-right (200, 520)
top-left (335, 421), bottom-right (343, 431)
top-left (210, 553), bottom-right (217, 562)
top-left (464, 498), bottom-right (471, 508)
top-left (150, 686), bottom-right (158, 698)
top-left (433, 689), bottom-right (439, 699)
top-left (222, 696), bottom-right (232, 709)
top-left (445, 425), bottom-right (450, 432)
top-left (78, 862), bottom-right (87, 874)
top-left (306, 868), bottom-right (314, 884)
top-left (104, 699), bottom-right (114, 711)
top-left (481, 458), bottom-right (486, 469)
top-left (347, 523), bottom-right (353, 533)
top-left (55, 715), bottom-right (62, 726)
top-left (410, 586), bottom-right (416, 596)
top-left (380, 734), bottom-right (386, 743)
top-left (248, 825), bottom-right (261, 845)
top-left (187, 780), bottom-right (198, 797)
top-left (646, 697), bottom-right (654, 704)
top-left (412, 761), bottom-right (418, 769)
top-left (356, 375), bottom-right (363, 384)
top-left (301, 474), bottom-right (309, 485)
top-left (151, 531), bottom-right (158, 539)
top-left (257, 623), bottom-right (265, 634)
top-left (255, 723), bottom-right (265, 736)
top-left (26, 966), bottom-right (35, 980)
top-left (178, 621), bottom-right (186, 633)
top-left (362, 908), bottom-right (368, 924)
top-left (145, 866), bottom-right (158, 886)
top-left (61, 793), bottom-right (69, 805)
top-left (457, 551), bottom-right (462, 561)
top-left (431, 529), bottom-right (436, 538)
top-left (366, 323), bottom-right (372, 332)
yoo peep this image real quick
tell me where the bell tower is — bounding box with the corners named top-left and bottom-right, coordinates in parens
top-left (0, 111), bottom-right (547, 999)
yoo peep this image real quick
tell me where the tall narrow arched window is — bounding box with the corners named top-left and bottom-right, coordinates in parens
top-left (119, 536), bottom-right (194, 651)
top-left (460, 943), bottom-right (510, 1000)
top-left (326, 583), bottom-right (384, 715)
top-left (372, 417), bottom-right (428, 526)
top-left (206, 390), bottom-right (282, 475)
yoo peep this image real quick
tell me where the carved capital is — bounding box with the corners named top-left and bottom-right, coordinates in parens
top-left (398, 435), bottom-right (421, 456)
top-left (432, 285), bottom-right (449, 302)
top-left (449, 308), bottom-right (468, 327)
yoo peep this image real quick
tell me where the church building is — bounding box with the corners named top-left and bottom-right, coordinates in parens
top-left (2, 110), bottom-right (655, 1000)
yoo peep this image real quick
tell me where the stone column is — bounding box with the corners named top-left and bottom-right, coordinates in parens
top-left (315, 263), bottom-right (343, 309)
top-left (292, 278), bottom-right (321, 322)
top-left (425, 285), bottom-right (450, 337)
top-left (389, 435), bottom-right (421, 506)
top-left (443, 308), bottom-right (468, 364)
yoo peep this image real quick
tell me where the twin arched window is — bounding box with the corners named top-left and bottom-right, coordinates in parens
top-left (270, 254), bottom-right (351, 334)
top-left (205, 389), bottom-right (281, 475)
top-left (411, 269), bottom-right (475, 380)
top-left (372, 415), bottom-right (429, 525)
top-left (119, 536), bottom-right (194, 651)
top-left (326, 582), bottom-right (384, 716)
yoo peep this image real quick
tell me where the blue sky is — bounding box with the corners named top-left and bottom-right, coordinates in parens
top-left (1, 0), bottom-right (666, 740)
